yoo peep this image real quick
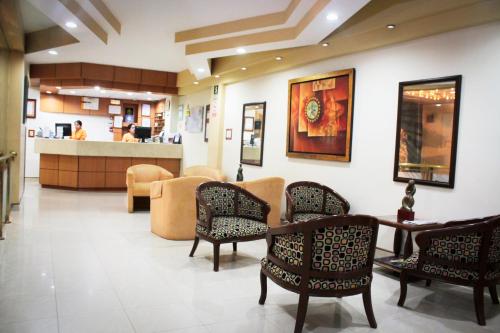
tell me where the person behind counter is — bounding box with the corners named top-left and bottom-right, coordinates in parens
top-left (71, 120), bottom-right (87, 140)
top-left (122, 124), bottom-right (139, 143)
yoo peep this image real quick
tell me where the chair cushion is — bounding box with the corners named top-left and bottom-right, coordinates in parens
top-left (289, 186), bottom-right (324, 213)
top-left (196, 217), bottom-right (268, 240)
top-left (133, 182), bottom-right (151, 196)
top-left (402, 253), bottom-right (500, 281)
top-left (292, 213), bottom-right (326, 223)
top-left (261, 258), bottom-right (371, 290)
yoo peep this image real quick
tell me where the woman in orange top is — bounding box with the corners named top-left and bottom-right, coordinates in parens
top-left (122, 124), bottom-right (138, 143)
top-left (71, 120), bottom-right (87, 140)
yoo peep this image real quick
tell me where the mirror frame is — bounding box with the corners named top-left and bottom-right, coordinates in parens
top-left (240, 102), bottom-right (266, 167)
top-left (393, 75), bottom-right (462, 188)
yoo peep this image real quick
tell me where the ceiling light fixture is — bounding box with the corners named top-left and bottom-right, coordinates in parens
top-left (94, 85), bottom-right (100, 91)
top-left (48, 50), bottom-right (58, 55)
top-left (193, 81), bottom-right (199, 85)
top-left (321, 42), bottom-right (329, 47)
top-left (386, 24), bottom-right (396, 29)
top-left (56, 86), bottom-right (62, 89)
top-left (214, 75), bottom-right (220, 78)
top-left (46, 91), bottom-right (52, 94)
top-left (327, 13), bottom-right (338, 21)
top-left (241, 67), bottom-right (247, 71)
top-left (147, 97), bottom-right (152, 101)
top-left (65, 21), bottom-right (77, 29)
top-left (197, 68), bottom-right (205, 73)
top-left (275, 56), bottom-right (283, 61)
top-left (236, 48), bottom-right (246, 54)
top-left (127, 92), bottom-right (133, 96)
top-left (100, 90), bottom-right (106, 93)
top-left (146, 91), bottom-right (152, 95)
top-left (70, 90), bottom-right (76, 94)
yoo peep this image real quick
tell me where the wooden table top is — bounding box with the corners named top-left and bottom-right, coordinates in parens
top-left (376, 215), bottom-right (446, 231)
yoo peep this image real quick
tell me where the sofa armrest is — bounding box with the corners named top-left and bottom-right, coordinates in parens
top-left (150, 180), bottom-right (164, 200)
top-left (126, 169), bottom-right (135, 187)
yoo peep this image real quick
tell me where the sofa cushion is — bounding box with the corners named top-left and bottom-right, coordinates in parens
top-left (196, 216), bottom-right (268, 240)
top-left (292, 213), bottom-right (326, 223)
top-left (261, 258), bottom-right (371, 290)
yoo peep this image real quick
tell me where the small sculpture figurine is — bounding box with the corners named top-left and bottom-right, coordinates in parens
top-left (401, 180), bottom-right (416, 212)
top-left (236, 164), bottom-right (244, 181)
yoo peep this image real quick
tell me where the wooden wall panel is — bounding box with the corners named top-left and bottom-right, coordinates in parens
top-left (105, 157), bottom-right (131, 172)
top-left (58, 171), bottom-right (78, 188)
top-left (40, 169), bottom-right (58, 186)
top-left (56, 63), bottom-right (82, 79)
top-left (105, 172), bottom-right (126, 188)
top-left (40, 154), bottom-right (59, 169)
top-left (167, 73), bottom-right (177, 87)
top-left (141, 69), bottom-right (167, 86)
top-left (114, 66), bottom-right (141, 83)
top-left (156, 159), bottom-right (180, 174)
top-left (79, 156), bottom-right (106, 172)
top-left (82, 63), bottom-right (114, 81)
top-left (63, 95), bottom-right (87, 114)
top-left (59, 155), bottom-right (78, 171)
top-left (131, 158), bottom-right (156, 166)
top-left (112, 81), bottom-right (139, 91)
top-left (40, 93), bottom-right (63, 113)
top-left (30, 64), bottom-right (56, 78)
top-left (79, 172), bottom-right (105, 188)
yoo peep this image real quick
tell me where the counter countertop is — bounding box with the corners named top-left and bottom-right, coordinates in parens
top-left (34, 138), bottom-right (183, 158)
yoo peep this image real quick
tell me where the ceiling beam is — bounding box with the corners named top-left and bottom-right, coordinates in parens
top-left (0, 0), bottom-right (24, 51)
top-left (25, 26), bottom-right (79, 54)
top-left (175, 0), bottom-right (301, 43)
top-left (88, 0), bottom-right (121, 34)
top-left (57, 0), bottom-right (108, 44)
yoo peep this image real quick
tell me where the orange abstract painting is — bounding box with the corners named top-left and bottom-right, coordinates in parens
top-left (287, 69), bottom-right (355, 162)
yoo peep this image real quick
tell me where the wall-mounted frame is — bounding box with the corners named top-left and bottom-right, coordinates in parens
top-left (286, 68), bottom-right (355, 162)
top-left (225, 128), bottom-right (232, 140)
top-left (26, 99), bottom-right (37, 119)
top-left (28, 129), bottom-right (35, 138)
top-left (204, 104), bottom-right (210, 142)
top-left (240, 102), bottom-right (266, 166)
top-left (393, 75), bottom-right (462, 188)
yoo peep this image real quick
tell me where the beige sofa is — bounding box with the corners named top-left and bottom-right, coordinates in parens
top-left (234, 177), bottom-right (285, 228)
top-left (150, 176), bottom-right (213, 240)
top-left (126, 164), bottom-right (173, 213)
top-left (183, 165), bottom-right (227, 181)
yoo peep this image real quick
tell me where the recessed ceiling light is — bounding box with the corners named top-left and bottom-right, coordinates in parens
top-left (48, 50), bottom-right (58, 55)
top-left (193, 81), bottom-right (199, 85)
top-left (146, 91), bottom-right (152, 95)
top-left (147, 97), bottom-right (152, 101)
top-left (94, 85), bottom-right (100, 91)
top-left (436, 103), bottom-right (442, 107)
top-left (56, 86), bottom-right (61, 89)
top-left (70, 90), bottom-right (76, 94)
top-left (127, 92), bottom-right (133, 96)
top-left (275, 56), bottom-right (283, 61)
top-left (236, 48), bottom-right (246, 54)
top-left (100, 90), bottom-right (106, 93)
top-left (386, 24), bottom-right (396, 29)
top-left (241, 67), bottom-right (247, 71)
top-left (214, 75), bottom-right (220, 78)
top-left (46, 91), bottom-right (52, 94)
top-left (197, 68), bottom-right (205, 73)
top-left (327, 13), bottom-right (338, 21)
top-left (321, 42), bottom-right (329, 47)
top-left (65, 21), bottom-right (77, 29)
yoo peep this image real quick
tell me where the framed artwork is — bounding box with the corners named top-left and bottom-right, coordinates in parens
top-left (26, 99), bottom-right (36, 119)
top-left (286, 68), bottom-right (355, 162)
top-left (225, 129), bottom-right (232, 140)
top-left (141, 104), bottom-right (151, 116)
top-left (243, 117), bottom-right (254, 131)
top-left (394, 75), bottom-right (462, 188)
top-left (204, 104), bottom-right (210, 142)
top-left (28, 129), bottom-right (35, 137)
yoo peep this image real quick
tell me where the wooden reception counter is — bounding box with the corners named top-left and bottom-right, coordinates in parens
top-left (34, 139), bottom-right (182, 190)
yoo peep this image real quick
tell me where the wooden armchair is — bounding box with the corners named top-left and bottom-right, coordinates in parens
top-left (259, 215), bottom-right (379, 333)
top-left (398, 215), bottom-right (500, 325)
top-left (189, 181), bottom-right (270, 271)
top-left (285, 181), bottom-right (350, 223)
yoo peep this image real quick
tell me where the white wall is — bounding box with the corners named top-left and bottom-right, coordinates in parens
top-left (25, 88), bottom-right (113, 177)
top-left (222, 22), bottom-right (500, 248)
top-left (177, 88), bottom-right (211, 168)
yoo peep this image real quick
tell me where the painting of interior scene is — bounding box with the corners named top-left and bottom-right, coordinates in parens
top-left (397, 80), bottom-right (459, 184)
top-left (287, 69), bottom-right (354, 161)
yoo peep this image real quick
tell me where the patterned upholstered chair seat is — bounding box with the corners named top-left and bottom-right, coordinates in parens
top-left (398, 216), bottom-right (500, 326)
top-left (196, 216), bottom-right (268, 240)
top-left (292, 213), bottom-right (326, 223)
top-left (285, 181), bottom-right (350, 223)
top-left (190, 181), bottom-right (271, 271)
top-left (259, 215), bottom-right (379, 332)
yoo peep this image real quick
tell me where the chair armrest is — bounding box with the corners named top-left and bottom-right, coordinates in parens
top-left (285, 191), bottom-right (294, 222)
top-left (126, 169), bottom-right (134, 187)
top-left (323, 188), bottom-right (350, 215)
top-left (196, 191), bottom-right (213, 229)
top-left (150, 180), bottom-right (164, 200)
top-left (237, 190), bottom-right (271, 224)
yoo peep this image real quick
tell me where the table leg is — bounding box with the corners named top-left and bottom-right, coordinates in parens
top-left (403, 231), bottom-right (414, 257)
top-left (393, 229), bottom-right (402, 257)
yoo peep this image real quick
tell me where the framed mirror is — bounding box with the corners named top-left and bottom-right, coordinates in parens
top-left (240, 102), bottom-right (266, 166)
top-left (394, 75), bottom-right (461, 188)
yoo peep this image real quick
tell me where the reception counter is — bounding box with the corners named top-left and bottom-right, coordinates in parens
top-left (34, 139), bottom-right (182, 190)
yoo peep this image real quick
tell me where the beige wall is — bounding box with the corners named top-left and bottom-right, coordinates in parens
top-left (0, 50), bottom-right (8, 153)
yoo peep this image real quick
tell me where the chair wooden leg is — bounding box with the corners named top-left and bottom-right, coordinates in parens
top-left (489, 285), bottom-right (499, 305)
top-left (426, 279), bottom-right (432, 287)
top-left (189, 236), bottom-right (199, 257)
top-left (233, 242), bottom-right (237, 252)
top-left (213, 243), bottom-right (220, 272)
top-left (363, 287), bottom-right (377, 328)
top-left (259, 271), bottom-right (267, 305)
top-left (473, 285), bottom-right (486, 326)
top-left (398, 270), bottom-right (408, 307)
top-left (294, 293), bottom-right (309, 333)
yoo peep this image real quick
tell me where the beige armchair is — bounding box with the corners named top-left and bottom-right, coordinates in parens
top-left (126, 164), bottom-right (173, 213)
top-left (183, 165), bottom-right (227, 181)
top-left (235, 177), bottom-right (285, 228)
top-left (150, 176), bottom-right (213, 240)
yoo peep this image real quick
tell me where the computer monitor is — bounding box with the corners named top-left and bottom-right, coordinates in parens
top-left (135, 126), bottom-right (151, 142)
top-left (55, 123), bottom-right (72, 138)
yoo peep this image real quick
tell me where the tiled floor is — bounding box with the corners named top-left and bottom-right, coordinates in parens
top-left (0, 179), bottom-right (499, 333)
